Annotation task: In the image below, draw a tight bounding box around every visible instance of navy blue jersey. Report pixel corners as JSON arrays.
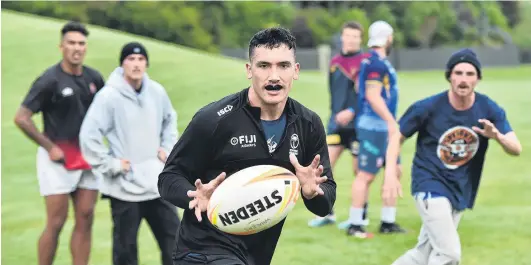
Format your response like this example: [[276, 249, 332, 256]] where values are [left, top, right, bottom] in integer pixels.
[[327, 51, 369, 132], [399, 91, 513, 211], [357, 50, 399, 132]]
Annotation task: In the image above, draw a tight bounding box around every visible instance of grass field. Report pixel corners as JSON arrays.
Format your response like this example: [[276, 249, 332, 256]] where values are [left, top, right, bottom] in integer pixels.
[[2, 10, 531, 265]]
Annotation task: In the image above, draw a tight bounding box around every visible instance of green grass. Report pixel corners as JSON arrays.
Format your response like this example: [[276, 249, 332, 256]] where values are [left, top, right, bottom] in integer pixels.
[[2, 10, 531, 265]]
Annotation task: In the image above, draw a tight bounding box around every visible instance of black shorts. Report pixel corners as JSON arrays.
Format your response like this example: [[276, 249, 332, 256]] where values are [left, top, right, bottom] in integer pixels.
[[326, 129, 359, 156], [173, 253, 245, 265]]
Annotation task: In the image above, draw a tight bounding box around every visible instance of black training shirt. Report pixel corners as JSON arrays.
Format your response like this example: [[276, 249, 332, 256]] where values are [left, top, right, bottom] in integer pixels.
[[158, 88, 337, 265], [21, 63, 105, 142]]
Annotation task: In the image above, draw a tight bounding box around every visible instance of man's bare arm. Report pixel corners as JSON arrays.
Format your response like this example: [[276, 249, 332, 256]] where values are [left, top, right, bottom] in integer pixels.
[[14, 106, 55, 151], [496, 131, 522, 156], [365, 81, 397, 127]]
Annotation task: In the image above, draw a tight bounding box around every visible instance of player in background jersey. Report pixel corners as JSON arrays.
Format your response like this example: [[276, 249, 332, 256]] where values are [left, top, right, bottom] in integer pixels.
[[308, 21, 371, 228], [14, 22, 105, 265], [345, 21, 406, 238], [389, 48, 522, 265]]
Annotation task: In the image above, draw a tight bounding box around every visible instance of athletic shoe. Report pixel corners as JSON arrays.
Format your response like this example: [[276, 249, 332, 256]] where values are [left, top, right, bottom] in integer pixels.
[[346, 224, 374, 239], [379, 222, 407, 234], [307, 214, 336, 227], [337, 220, 351, 230], [337, 219, 370, 230]]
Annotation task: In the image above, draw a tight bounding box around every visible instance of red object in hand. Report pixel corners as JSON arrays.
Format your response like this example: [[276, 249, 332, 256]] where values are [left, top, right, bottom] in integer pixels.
[[55, 139, 91, 170]]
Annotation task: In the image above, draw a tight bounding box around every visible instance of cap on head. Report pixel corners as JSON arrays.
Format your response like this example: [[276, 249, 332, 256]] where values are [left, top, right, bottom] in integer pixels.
[[120, 42, 149, 66], [367, 21, 393, 47], [445, 48, 482, 80]]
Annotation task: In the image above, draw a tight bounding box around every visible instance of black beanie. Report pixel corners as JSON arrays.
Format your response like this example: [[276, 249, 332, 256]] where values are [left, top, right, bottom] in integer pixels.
[[445, 48, 482, 81], [120, 42, 149, 66]]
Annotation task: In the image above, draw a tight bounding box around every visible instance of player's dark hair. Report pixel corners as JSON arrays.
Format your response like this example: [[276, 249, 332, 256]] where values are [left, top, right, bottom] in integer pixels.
[[61, 21, 89, 37], [248, 27, 296, 60], [342, 21, 364, 34]]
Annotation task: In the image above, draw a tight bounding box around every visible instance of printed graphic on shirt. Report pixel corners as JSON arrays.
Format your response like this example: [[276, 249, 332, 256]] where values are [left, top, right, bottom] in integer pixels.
[[437, 126, 480, 169], [267, 135, 278, 153]]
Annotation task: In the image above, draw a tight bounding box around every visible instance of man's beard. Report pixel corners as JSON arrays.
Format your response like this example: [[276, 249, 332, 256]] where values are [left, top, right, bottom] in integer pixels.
[[386, 45, 393, 56]]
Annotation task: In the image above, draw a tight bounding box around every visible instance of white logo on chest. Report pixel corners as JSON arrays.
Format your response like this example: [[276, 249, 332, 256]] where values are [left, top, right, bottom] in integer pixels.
[[230, 135, 257, 148], [61, 87, 74, 97], [267, 135, 277, 153], [289, 134, 299, 156]]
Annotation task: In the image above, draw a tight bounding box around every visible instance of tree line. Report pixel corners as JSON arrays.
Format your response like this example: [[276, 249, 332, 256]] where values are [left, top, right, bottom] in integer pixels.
[[3, 1, 530, 53]]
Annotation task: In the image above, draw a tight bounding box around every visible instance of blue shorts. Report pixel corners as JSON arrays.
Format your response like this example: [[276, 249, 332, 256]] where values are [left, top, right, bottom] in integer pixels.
[[357, 128, 400, 175]]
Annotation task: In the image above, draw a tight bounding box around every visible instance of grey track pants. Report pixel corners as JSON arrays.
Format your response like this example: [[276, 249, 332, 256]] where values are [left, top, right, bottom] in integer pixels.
[[392, 192, 463, 265]]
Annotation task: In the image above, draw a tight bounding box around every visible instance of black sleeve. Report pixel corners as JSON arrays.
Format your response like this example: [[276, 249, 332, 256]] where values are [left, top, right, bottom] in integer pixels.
[[22, 72, 55, 113], [88, 69, 105, 92], [302, 113, 337, 217], [158, 108, 215, 209], [97, 72, 105, 90]]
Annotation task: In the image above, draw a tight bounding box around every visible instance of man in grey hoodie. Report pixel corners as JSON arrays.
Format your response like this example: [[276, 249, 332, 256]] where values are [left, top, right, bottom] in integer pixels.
[[79, 42, 180, 265]]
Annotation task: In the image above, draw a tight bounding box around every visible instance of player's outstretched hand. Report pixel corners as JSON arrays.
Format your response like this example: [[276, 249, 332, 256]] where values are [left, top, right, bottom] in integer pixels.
[[187, 172, 226, 222], [290, 153, 327, 200], [472, 119, 500, 139], [382, 163, 402, 205]]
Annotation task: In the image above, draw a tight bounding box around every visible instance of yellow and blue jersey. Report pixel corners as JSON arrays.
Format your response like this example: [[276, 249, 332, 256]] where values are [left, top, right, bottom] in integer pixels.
[[357, 49, 399, 132]]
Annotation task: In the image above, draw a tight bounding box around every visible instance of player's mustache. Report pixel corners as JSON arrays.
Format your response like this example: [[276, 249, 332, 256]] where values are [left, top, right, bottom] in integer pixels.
[[458, 83, 469, 88], [265, 84, 283, 91]]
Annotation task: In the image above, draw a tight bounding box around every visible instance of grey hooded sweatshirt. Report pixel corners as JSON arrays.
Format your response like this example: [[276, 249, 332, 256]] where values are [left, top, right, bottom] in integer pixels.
[[80, 67, 178, 202]]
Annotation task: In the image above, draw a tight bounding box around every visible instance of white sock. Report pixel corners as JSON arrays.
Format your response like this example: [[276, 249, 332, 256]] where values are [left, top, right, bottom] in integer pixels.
[[381, 207, 396, 223], [348, 207, 365, 226]]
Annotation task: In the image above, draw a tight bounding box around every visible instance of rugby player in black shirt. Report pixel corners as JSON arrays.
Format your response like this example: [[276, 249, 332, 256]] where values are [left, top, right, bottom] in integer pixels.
[[159, 27, 337, 265], [14, 21, 105, 265]]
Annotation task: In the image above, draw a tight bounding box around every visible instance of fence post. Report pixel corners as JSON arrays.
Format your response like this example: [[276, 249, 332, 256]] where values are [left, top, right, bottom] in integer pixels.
[[317, 44, 331, 76]]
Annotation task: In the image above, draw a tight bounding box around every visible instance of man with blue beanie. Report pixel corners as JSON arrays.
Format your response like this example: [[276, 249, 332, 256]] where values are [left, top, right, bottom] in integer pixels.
[[385, 48, 522, 265]]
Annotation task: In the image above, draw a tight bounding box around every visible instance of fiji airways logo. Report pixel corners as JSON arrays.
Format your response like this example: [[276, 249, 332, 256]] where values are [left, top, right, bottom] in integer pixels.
[[230, 134, 256, 148], [217, 105, 233, 116], [289, 133, 299, 156]]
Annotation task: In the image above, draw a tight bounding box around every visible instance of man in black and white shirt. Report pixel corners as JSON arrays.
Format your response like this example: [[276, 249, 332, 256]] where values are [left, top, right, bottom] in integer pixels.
[[14, 21, 104, 265], [159, 27, 337, 265]]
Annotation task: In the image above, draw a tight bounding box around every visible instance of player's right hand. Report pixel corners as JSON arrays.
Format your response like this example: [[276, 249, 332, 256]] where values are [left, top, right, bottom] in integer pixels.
[[382, 166, 402, 205], [187, 172, 226, 222], [121, 159, 131, 172], [48, 146, 65, 164]]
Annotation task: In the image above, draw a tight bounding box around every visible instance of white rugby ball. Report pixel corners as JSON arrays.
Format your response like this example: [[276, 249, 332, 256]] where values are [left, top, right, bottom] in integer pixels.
[[207, 165, 300, 235]]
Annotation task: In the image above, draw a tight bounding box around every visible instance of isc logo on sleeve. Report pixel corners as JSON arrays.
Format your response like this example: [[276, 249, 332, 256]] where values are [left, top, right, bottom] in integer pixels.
[[217, 105, 233, 116]]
